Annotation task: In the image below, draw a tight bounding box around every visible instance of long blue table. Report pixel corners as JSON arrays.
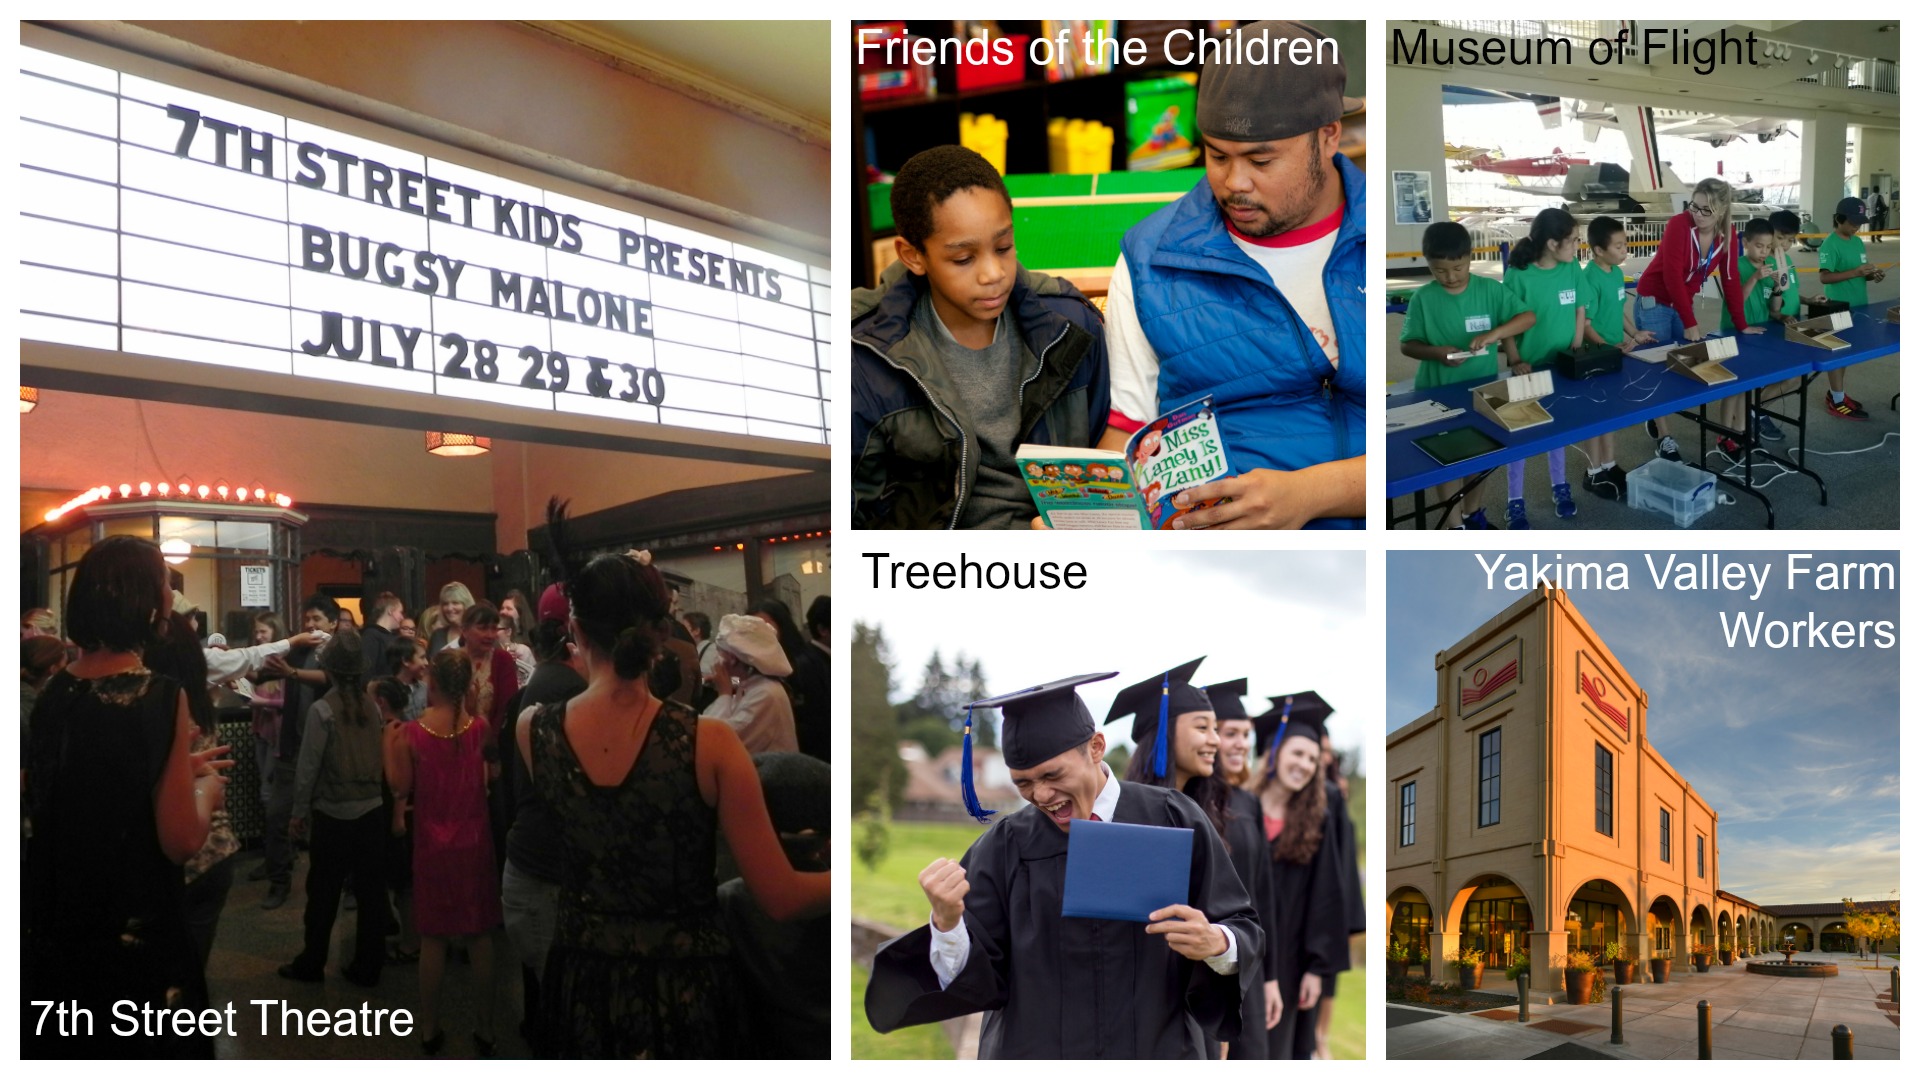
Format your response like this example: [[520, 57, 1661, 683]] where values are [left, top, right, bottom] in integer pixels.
[[1386, 300, 1900, 528]]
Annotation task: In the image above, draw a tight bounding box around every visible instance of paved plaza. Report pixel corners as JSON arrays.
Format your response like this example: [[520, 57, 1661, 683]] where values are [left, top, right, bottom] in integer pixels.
[[1388, 952, 1899, 1060]]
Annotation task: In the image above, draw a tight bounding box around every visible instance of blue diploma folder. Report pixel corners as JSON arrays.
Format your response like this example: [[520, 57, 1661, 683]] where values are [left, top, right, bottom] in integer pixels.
[[1061, 818, 1192, 922]]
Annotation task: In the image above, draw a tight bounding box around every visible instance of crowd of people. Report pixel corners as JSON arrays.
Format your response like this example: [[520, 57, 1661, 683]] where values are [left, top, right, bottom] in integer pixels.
[[865, 667, 1362, 1059], [21, 509, 833, 1059]]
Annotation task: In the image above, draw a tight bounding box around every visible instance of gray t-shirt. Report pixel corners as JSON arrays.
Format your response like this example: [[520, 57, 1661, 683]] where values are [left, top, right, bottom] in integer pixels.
[[914, 293, 1036, 530]]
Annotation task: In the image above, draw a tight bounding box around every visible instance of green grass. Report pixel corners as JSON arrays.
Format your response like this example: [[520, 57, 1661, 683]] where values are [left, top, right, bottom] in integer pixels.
[[853, 964, 955, 1059], [852, 819, 990, 929], [1330, 966, 1366, 1060]]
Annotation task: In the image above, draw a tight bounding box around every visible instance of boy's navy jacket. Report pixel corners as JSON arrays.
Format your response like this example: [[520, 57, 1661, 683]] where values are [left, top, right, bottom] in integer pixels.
[[851, 261, 1109, 530], [1118, 153, 1366, 529]]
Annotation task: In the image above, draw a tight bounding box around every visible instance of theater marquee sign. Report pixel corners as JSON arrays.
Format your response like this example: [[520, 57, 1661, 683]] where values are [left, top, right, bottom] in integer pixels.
[[18, 45, 832, 445]]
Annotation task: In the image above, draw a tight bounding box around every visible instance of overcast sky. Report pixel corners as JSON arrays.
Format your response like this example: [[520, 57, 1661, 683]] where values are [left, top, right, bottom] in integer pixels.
[[858, 550, 1372, 775], [1386, 551, 1900, 905]]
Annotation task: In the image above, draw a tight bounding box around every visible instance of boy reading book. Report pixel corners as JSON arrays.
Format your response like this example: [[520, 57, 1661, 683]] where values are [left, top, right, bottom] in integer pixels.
[[851, 146, 1110, 529]]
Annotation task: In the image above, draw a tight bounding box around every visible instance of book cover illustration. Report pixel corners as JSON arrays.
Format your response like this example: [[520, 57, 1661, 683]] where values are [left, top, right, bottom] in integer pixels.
[[1018, 397, 1228, 530]]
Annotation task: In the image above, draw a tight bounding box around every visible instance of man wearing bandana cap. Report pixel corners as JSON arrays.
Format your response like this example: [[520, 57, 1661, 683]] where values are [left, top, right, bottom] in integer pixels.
[[1102, 20, 1365, 530], [864, 672, 1262, 1058]]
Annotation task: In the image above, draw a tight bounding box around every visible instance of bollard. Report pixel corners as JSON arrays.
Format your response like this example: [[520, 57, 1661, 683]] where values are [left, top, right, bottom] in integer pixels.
[[1611, 986, 1625, 1045], [1518, 972, 1530, 1022], [1697, 1000, 1712, 1059], [1893, 966, 1900, 1004], [1831, 1024, 1852, 1059]]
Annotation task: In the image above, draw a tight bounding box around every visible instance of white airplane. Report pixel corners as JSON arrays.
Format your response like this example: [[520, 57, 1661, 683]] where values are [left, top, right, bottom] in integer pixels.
[[1566, 99, 1796, 148]]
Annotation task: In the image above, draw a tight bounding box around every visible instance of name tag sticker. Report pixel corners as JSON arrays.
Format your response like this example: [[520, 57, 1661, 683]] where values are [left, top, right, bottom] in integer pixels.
[[1465, 314, 1492, 333], [1617, 287, 1627, 301], [1559, 289, 1577, 305]]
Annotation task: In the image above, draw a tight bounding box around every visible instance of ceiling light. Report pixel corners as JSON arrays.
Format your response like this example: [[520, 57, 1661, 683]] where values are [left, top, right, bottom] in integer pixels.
[[426, 432, 492, 457]]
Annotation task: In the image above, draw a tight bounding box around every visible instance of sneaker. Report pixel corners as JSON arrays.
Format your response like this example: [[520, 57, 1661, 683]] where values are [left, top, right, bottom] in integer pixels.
[[1645, 418, 1660, 440], [261, 883, 290, 911], [1827, 395, 1870, 421], [1753, 413, 1785, 441], [1461, 508, 1496, 530], [1505, 498, 1531, 530], [1582, 469, 1622, 501], [1657, 436, 1683, 462], [1717, 436, 1747, 465], [1602, 465, 1630, 501], [1552, 482, 1577, 519]]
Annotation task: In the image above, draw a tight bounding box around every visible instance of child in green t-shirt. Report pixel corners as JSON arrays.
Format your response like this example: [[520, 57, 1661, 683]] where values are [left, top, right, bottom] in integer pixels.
[[1400, 222, 1536, 528], [1816, 197, 1885, 420], [1748, 210, 1819, 441], [1575, 217, 1657, 500], [1500, 208, 1605, 527], [1692, 218, 1776, 464]]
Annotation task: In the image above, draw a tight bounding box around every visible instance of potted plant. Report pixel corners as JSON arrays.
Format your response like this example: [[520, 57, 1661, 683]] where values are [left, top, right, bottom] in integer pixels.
[[1563, 950, 1598, 1004], [1718, 938, 1735, 967], [1413, 946, 1430, 979], [1601, 940, 1636, 985], [1451, 946, 1487, 990], [1649, 949, 1672, 984], [1387, 938, 1410, 982], [1690, 944, 1712, 973]]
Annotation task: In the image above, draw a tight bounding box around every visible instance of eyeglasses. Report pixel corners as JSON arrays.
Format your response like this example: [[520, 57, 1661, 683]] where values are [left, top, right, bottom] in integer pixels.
[[1687, 201, 1714, 216]]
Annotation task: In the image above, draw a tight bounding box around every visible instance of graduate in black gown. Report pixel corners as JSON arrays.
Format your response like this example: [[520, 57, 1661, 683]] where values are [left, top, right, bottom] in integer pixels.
[[864, 672, 1263, 1059], [1248, 693, 1346, 1060], [1205, 678, 1277, 1058]]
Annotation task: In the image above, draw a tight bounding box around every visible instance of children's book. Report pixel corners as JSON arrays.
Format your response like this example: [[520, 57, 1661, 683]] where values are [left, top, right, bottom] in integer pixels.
[[1016, 397, 1228, 530]]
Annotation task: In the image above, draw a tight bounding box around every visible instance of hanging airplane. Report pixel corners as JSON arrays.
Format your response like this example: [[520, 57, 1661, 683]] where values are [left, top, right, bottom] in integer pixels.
[[1464, 148, 1592, 177]]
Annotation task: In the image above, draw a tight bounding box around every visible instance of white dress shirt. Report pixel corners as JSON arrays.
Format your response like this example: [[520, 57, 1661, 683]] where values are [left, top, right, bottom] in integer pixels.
[[927, 762, 1239, 987]]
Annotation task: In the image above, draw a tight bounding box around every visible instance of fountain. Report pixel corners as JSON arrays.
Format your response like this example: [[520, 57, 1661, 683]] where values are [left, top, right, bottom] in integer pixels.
[[1745, 940, 1839, 978]]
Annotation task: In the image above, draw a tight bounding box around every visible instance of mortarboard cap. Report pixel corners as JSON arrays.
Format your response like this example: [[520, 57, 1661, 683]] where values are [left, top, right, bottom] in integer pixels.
[[1103, 657, 1210, 780], [960, 672, 1118, 821], [1205, 678, 1250, 721], [1252, 691, 1333, 778]]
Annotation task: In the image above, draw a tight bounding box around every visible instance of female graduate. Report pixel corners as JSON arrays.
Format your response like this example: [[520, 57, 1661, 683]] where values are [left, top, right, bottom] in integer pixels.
[[1248, 692, 1346, 1060], [1203, 679, 1277, 1058], [1112, 662, 1271, 1059]]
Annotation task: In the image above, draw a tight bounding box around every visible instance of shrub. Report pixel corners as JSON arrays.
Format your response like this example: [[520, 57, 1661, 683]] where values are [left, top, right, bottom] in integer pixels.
[[1562, 950, 1597, 972], [1507, 952, 1531, 979], [1449, 946, 1486, 967], [1404, 981, 1432, 1004], [1387, 939, 1410, 962]]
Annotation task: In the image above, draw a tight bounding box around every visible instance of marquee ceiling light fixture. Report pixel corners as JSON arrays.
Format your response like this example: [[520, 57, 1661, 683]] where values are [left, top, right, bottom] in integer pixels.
[[426, 432, 492, 457], [42, 482, 297, 522]]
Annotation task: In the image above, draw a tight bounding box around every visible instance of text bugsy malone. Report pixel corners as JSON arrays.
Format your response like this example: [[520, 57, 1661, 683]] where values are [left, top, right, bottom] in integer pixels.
[[163, 105, 800, 407]]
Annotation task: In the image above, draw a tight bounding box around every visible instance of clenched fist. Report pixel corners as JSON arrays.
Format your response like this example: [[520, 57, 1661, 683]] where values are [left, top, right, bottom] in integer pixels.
[[920, 857, 969, 932]]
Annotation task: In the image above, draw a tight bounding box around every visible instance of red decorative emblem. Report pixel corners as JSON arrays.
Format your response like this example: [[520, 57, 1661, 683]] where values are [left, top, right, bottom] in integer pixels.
[[1580, 672, 1629, 735], [1461, 659, 1517, 705]]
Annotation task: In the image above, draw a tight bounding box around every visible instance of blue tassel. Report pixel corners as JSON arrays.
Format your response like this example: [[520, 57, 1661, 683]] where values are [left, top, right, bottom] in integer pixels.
[[960, 705, 996, 823], [1153, 674, 1170, 779], [1264, 695, 1294, 780]]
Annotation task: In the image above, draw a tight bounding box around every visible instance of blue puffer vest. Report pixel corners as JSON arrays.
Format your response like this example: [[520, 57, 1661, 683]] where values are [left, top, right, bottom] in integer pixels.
[[1120, 154, 1366, 529]]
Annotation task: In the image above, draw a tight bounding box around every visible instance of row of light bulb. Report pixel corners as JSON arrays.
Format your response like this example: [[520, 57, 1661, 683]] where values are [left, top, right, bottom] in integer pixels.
[[45, 482, 296, 521]]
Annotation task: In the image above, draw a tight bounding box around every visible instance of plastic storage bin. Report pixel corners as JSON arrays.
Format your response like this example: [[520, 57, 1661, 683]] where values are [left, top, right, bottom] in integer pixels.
[[1627, 458, 1717, 527]]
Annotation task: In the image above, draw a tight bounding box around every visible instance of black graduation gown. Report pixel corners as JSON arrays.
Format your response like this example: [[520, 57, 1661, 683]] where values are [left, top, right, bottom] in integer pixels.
[[1326, 778, 1366, 941], [865, 783, 1263, 1059], [1264, 803, 1346, 1060], [1221, 788, 1271, 1059]]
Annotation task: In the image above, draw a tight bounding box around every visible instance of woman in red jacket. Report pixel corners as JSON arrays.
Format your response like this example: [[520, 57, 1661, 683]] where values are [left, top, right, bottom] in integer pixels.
[[1636, 178, 1767, 462]]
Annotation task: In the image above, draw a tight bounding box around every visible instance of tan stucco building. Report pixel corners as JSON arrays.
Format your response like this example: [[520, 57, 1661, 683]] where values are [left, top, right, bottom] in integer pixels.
[[1386, 586, 1787, 1000]]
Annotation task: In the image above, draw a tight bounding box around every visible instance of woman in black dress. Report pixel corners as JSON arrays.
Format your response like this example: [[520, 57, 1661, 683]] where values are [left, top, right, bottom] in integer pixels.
[[515, 505, 831, 1057], [1248, 695, 1346, 1060], [22, 536, 230, 1058]]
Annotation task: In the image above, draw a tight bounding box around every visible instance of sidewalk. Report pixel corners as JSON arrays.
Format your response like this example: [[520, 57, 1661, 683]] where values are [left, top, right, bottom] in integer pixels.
[[1389, 954, 1899, 1060]]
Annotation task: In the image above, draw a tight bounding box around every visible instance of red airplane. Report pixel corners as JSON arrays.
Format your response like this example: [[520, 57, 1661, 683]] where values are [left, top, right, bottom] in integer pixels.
[[1465, 148, 1591, 177]]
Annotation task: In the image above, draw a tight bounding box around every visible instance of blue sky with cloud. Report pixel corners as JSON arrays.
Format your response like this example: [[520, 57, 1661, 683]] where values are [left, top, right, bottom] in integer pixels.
[[1387, 551, 1899, 905]]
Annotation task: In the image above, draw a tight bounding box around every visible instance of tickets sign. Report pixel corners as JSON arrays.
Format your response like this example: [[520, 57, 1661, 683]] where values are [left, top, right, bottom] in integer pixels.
[[18, 46, 832, 444]]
